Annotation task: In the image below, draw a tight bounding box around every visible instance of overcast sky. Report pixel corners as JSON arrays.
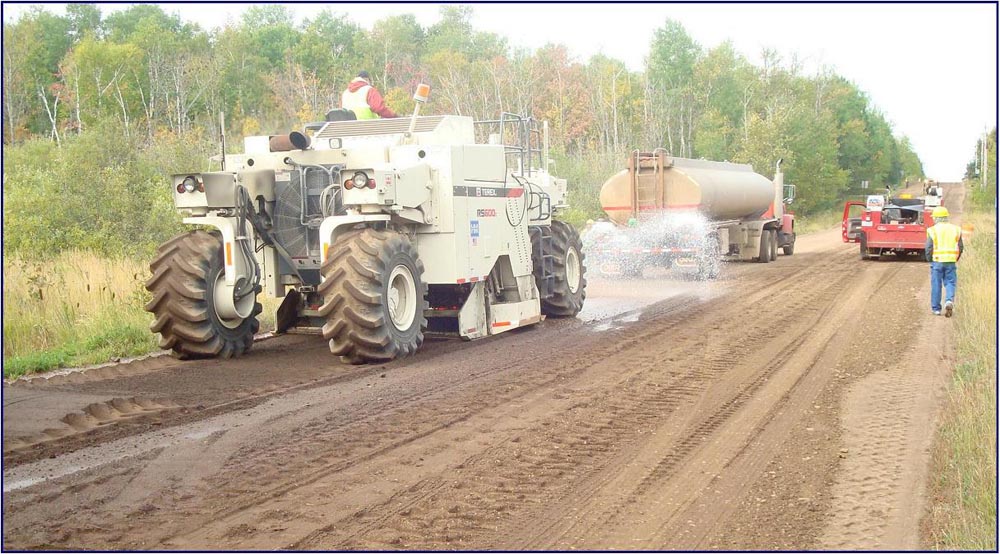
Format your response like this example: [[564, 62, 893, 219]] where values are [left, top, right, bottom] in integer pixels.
[[4, 3, 996, 181]]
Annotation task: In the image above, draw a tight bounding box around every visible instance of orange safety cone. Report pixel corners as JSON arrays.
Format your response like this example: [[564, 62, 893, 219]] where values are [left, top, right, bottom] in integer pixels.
[[961, 223, 975, 244]]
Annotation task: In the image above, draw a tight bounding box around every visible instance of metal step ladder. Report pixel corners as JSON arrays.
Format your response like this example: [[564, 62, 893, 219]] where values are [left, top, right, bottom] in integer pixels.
[[628, 148, 673, 217], [530, 227, 556, 299]]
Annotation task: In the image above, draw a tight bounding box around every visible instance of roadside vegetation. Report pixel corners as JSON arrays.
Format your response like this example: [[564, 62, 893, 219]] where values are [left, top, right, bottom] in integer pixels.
[[3, 252, 155, 378], [924, 131, 996, 550], [2, 5, 928, 376], [795, 207, 846, 235], [2, 251, 282, 379]]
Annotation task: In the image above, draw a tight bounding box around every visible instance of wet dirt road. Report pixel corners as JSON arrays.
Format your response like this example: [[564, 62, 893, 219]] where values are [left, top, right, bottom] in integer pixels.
[[3, 186, 962, 550]]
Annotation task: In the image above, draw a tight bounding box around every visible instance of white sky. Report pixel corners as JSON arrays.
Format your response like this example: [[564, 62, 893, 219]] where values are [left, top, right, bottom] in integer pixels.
[[3, 3, 996, 181]]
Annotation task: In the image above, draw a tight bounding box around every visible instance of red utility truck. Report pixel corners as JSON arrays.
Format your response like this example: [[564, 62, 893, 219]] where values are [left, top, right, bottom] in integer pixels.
[[842, 195, 932, 260]]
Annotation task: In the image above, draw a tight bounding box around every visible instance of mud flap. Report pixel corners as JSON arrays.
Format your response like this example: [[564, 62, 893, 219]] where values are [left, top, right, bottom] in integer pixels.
[[276, 289, 302, 333]]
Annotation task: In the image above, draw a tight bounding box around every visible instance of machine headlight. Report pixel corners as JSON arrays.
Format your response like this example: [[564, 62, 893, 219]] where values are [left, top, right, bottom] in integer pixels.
[[181, 175, 199, 193], [352, 171, 368, 189]]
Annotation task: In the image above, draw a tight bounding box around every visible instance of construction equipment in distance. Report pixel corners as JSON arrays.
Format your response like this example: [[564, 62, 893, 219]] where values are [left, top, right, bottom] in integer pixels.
[[144, 89, 586, 364], [586, 150, 796, 278], [842, 193, 933, 260], [923, 182, 944, 207]]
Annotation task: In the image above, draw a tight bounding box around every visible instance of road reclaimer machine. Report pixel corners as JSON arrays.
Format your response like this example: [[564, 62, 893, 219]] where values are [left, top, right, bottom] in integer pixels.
[[587, 150, 796, 278], [144, 88, 586, 364]]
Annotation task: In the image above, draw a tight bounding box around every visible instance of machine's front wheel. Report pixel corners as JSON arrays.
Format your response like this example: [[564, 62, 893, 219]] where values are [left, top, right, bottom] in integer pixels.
[[144, 230, 261, 359], [318, 228, 428, 364], [542, 220, 587, 317]]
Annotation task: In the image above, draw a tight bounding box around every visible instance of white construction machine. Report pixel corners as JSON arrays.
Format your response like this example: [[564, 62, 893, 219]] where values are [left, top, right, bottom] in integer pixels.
[[145, 88, 586, 364]]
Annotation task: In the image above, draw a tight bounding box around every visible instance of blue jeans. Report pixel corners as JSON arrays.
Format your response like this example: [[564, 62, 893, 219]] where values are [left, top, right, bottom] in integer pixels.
[[930, 262, 957, 312]]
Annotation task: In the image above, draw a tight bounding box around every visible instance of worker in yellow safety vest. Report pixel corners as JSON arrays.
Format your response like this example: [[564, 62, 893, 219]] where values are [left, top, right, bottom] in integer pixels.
[[341, 71, 398, 120], [925, 206, 964, 317]]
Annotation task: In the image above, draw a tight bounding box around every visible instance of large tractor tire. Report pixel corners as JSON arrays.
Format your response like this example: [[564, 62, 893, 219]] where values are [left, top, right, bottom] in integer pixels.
[[318, 228, 428, 364], [145, 230, 261, 359], [542, 220, 587, 317]]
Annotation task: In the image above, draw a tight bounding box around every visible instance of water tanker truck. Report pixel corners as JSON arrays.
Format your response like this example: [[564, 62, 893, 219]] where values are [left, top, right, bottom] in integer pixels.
[[587, 150, 796, 278]]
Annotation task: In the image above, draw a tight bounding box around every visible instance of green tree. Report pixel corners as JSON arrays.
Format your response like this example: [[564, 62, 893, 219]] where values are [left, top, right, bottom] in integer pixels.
[[690, 42, 750, 160], [967, 128, 996, 209], [646, 19, 701, 155], [2, 9, 73, 141], [104, 4, 187, 43], [66, 3, 102, 41], [295, 10, 363, 91], [364, 14, 425, 91], [242, 5, 300, 70]]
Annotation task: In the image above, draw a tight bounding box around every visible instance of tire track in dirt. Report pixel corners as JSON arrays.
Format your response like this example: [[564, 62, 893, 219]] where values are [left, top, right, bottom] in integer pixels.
[[635, 263, 908, 549], [157, 295, 714, 548], [819, 277, 955, 549], [273, 249, 863, 549], [98, 258, 821, 549], [3, 293, 706, 549], [497, 254, 899, 550]]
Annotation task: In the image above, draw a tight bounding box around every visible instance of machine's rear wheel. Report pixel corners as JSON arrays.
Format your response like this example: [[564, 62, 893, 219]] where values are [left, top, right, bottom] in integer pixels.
[[768, 230, 778, 261], [542, 220, 587, 317], [859, 235, 871, 260], [318, 228, 428, 364], [144, 230, 261, 359]]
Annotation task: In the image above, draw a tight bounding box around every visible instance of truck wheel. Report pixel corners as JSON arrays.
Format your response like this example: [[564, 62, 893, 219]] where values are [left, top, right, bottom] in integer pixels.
[[542, 220, 587, 317], [318, 228, 428, 364], [768, 230, 778, 261], [757, 230, 771, 263], [782, 238, 795, 256], [859, 235, 870, 260], [620, 259, 644, 279], [145, 230, 261, 359]]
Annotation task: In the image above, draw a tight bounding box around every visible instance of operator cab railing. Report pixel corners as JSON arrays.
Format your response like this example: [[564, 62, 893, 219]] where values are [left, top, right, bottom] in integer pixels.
[[474, 113, 548, 178]]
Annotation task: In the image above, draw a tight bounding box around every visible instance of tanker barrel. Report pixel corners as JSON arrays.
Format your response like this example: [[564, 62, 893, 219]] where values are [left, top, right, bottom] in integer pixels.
[[599, 156, 775, 225], [269, 131, 311, 152]]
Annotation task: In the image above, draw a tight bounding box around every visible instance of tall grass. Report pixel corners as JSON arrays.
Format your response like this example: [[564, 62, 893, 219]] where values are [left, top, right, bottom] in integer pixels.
[[2, 251, 281, 379], [925, 209, 997, 549], [3, 251, 156, 377]]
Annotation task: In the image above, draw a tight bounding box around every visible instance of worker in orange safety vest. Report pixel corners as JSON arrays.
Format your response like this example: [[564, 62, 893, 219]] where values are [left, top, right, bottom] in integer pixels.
[[925, 206, 964, 317], [341, 71, 398, 120]]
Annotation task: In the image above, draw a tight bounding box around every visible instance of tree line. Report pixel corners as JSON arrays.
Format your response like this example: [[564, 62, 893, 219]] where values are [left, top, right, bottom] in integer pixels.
[[965, 128, 996, 210], [3, 4, 926, 257]]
